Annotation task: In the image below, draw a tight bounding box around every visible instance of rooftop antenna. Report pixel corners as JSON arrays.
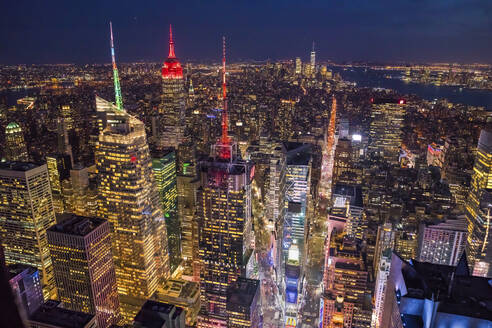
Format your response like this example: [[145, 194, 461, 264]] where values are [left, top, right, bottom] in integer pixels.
[[110, 22, 123, 111]]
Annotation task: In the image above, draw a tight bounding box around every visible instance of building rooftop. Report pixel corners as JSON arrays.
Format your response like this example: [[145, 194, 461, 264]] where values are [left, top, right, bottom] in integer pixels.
[[7, 264, 37, 280], [399, 253, 492, 322], [332, 184, 363, 208], [227, 277, 260, 308], [48, 214, 106, 237], [0, 161, 40, 172], [133, 300, 182, 328], [285, 142, 312, 166], [29, 300, 95, 328]]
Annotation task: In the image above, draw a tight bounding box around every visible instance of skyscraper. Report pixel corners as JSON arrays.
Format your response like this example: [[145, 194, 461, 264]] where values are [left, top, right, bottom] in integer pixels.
[[417, 218, 467, 266], [0, 162, 56, 300], [310, 41, 316, 74], [4, 122, 29, 162], [368, 99, 406, 165], [177, 164, 200, 281], [465, 127, 492, 277], [152, 150, 180, 273], [46, 153, 72, 214], [197, 38, 255, 327], [295, 57, 302, 75], [47, 214, 120, 328], [159, 25, 186, 149], [95, 96, 169, 322]]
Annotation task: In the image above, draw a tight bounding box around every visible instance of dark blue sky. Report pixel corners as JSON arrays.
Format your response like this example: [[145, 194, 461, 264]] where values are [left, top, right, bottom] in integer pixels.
[[1, 0, 491, 64]]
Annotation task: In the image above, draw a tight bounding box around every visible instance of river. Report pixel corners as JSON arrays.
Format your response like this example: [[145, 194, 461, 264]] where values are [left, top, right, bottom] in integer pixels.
[[331, 66, 492, 110]]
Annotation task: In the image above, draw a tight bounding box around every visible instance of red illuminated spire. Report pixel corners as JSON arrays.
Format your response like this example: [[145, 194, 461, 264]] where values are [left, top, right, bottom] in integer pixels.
[[161, 24, 183, 79], [168, 24, 176, 58]]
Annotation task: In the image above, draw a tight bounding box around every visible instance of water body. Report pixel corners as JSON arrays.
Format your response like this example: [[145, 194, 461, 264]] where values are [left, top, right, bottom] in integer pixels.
[[331, 66, 492, 110]]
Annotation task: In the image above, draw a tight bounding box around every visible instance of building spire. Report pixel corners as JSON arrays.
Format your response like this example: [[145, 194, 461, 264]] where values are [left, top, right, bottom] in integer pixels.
[[221, 36, 229, 146], [168, 24, 176, 58], [110, 21, 123, 111], [312, 41, 315, 52]]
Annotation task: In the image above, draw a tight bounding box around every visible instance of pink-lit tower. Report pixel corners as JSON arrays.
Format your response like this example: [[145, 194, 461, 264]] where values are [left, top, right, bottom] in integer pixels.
[[196, 37, 256, 328], [158, 25, 186, 148]]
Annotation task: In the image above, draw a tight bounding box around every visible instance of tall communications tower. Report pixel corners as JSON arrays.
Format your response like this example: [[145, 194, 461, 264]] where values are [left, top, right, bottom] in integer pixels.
[[110, 22, 123, 111]]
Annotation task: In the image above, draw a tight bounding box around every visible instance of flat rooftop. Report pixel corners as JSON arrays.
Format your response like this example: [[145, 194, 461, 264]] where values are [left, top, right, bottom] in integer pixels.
[[29, 300, 95, 328], [227, 277, 260, 307], [134, 300, 182, 328], [0, 161, 40, 172], [48, 214, 106, 236], [7, 264, 37, 280]]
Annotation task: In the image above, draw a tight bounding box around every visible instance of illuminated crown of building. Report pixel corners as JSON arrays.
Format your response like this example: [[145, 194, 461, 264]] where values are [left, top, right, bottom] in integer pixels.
[[161, 25, 183, 79]]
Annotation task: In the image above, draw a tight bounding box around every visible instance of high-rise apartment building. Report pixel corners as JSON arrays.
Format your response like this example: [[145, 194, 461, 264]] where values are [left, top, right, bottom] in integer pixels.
[[368, 99, 406, 165], [159, 25, 186, 149], [0, 162, 56, 300], [417, 218, 467, 266], [95, 96, 169, 322], [153, 150, 180, 273], [465, 127, 492, 277], [47, 214, 120, 328], [4, 122, 29, 162], [7, 264, 44, 316]]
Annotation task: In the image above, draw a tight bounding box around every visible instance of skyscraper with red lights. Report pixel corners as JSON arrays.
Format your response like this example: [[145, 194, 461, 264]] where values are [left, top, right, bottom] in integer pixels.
[[158, 25, 186, 148], [196, 38, 255, 327]]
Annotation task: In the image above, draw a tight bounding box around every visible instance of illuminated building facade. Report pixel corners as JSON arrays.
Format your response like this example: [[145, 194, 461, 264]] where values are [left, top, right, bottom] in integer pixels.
[[197, 38, 255, 326], [0, 162, 56, 300], [276, 99, 296, 140], [321, 221, 372, 328], [153, 150, 180, 273], [372, 248, 392, 328], [94, 96, 169, 322], [368, 99, 406, 165], [4, 122, 29, 162], [177, 167, 200, 280], [426, 142, 445, 167], [159, 25, 186, 148], [226, 277, 260, 328], [7, 264, 44, 316], [46, 153, 72, 214], [295, 57, 302, 75], [465, 128, 492, 277], [196, 144, 254, 324], [310, 42, 316, 74], [417, 218, 467, 266], [47, 214, 120, 328]]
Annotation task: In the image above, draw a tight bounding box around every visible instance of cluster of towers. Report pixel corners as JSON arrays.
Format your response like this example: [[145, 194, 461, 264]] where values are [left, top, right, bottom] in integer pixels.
[[0, 22, 259, 328]]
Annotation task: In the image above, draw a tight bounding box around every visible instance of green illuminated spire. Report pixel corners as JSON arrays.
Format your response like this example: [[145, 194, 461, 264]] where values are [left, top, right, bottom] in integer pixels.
[[110, 22, 123, 111]]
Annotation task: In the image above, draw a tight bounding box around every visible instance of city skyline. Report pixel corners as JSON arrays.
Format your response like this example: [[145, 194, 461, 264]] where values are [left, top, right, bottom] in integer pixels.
[[1, 0, 492, 64]]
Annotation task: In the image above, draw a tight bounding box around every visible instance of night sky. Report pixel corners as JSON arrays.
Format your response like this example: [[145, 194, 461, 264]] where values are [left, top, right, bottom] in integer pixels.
[[1, 0, 491, 64]]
